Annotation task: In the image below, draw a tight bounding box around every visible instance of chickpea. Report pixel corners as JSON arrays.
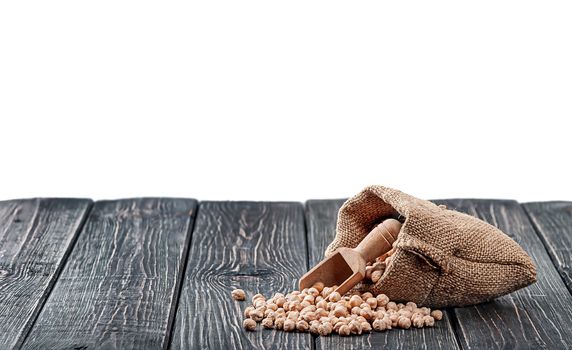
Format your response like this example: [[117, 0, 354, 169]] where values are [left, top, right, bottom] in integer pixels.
[[231, 289, 246, 301], [283, 319, 296, 332], [333, 305, 348, 317], [243, 306, 254, 318], [423, 315, 435, 327], [397, 316, 411, 329], [349, 320, 362, 335], [287, 311, 299, 320], [262, 317, 274, 329], [360, 308, 374, 320], [361, 321, 372, 333], [412, 316, 424, 328], [243, 318, 257, 331], [376, 294, 389, 307], [329, 291, 341, 302], [398, 309, 412, 319], [274, 316, 285, 330], [366, 297, 378, 308], [250, 309, 264, 322], [372, 318, 386, 331], [361, 292, 373, 300], [431, 310, 443, 321], [309, 320, 320, 334], [338, 324, 351, 336], [321, 286, 334, 298], [252, 293, 265, 303], [371, 270, 383, 283], [349, 295, 363, 308], [318, 323, 333, 336], [290, 294, 302, 303], [296, 320, 309, 332], [316, 308, 329, 317], [316, 300, 328, 310], [312, 282, 325, 292]]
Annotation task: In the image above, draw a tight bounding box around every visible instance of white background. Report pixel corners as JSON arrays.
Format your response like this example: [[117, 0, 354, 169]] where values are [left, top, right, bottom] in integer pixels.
[[1, 1, 570, 202]]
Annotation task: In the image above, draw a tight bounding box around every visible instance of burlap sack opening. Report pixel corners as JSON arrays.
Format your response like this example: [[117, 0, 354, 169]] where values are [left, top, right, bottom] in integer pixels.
[[325, 185, 536, 308]]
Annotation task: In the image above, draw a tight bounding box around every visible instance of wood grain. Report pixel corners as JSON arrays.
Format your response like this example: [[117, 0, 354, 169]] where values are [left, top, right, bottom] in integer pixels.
[[434, 199, 572, 350], [170, 201, 312, 350], [21, 198, 197, 350], [305, 200, 460, 350], [523, 201, 572, 294], [0, 198, 91, 350]]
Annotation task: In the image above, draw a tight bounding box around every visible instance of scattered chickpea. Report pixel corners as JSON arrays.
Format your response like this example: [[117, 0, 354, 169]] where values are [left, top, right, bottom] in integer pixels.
[[372, 318, 385, 331], [274, 317, 285, 330], [361, 321, 372, 333], [423, 315, 435, 327], [252, 293, 265, 303], [361, 292, 373, 300], [371, 270, 383, 283], [376, 294, 389, 307], [338, 324, 351, 336], [397, 316, 411, 329], [312, 282, 325, 292], [262, 317, 274, 329], [275, 297, 286, 308], [238, 286, 443, 336], [431, 310, 443, 321], [412, 317, 424, 328], [296, 320, 309, 332], [232, 289, 246, 301], [250, 309, 264, 322], [309, 320, 320, 334], [322, 287, 333, 298], [283, 319, 296, 332], [349, 320, 362, 335], [333, 305, 348, 317], [316, 300, 328, 310], [243, 318, 257, 331], [329, 291, 341, 302], [318, 323, 333, 336], [366, 297, 378, 308], [243, 306, 254, 318], [349, 295, 363, 308], [399, 309, 413, 319]]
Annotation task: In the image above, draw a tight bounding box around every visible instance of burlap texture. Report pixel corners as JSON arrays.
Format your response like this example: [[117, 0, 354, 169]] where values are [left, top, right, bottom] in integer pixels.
[[325, 185, 537, 308]]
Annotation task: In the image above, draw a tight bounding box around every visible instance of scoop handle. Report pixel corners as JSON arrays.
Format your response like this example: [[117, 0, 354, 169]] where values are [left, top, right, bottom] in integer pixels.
[[354, 218, 401, 264]]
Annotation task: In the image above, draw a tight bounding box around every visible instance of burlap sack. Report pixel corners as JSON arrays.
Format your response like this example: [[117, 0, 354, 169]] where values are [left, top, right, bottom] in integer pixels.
[[325, 185, 536, 308]]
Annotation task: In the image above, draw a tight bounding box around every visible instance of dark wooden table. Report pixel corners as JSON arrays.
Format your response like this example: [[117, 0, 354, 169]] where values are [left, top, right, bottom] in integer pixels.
[[0, 198, 571, 350]]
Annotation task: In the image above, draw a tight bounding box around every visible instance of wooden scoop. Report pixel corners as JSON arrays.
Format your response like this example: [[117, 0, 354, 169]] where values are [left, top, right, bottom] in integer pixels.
[[299, 218, 401, 296]]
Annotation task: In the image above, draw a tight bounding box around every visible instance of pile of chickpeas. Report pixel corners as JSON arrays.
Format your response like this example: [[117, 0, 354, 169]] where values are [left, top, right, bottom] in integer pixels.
[[232, 283, 443, 336]]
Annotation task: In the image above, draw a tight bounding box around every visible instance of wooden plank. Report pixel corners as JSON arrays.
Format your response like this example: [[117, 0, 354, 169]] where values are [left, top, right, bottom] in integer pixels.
[[305, 199, 460, 350], [21, 198, 197, 350], [434, 199, 572, 349], [523, 201, 572, 294], [0, 198, 91, 350], [170, 201, 312, 350]]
